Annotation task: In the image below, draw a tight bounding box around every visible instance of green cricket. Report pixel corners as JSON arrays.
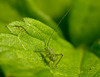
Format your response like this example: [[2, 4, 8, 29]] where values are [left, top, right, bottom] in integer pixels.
[[35, 8, 71, 67]]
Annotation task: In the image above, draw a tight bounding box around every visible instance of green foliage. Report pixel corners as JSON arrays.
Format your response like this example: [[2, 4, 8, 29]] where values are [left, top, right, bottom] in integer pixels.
[[0, 0, 64, 38], [91, 39, 100, 58], [68, 0, 100, 46], [33, 0, 72, 19], [0, 18, 100, 77], [0, 1, 22, 33], [0, 0, 100, 77]]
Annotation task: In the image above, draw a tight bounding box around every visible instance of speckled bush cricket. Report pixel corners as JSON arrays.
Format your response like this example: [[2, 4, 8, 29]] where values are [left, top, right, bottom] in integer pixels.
[[34, 8, 72, 67]]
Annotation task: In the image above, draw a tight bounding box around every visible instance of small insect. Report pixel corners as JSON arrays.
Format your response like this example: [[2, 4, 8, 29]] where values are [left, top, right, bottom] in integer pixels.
[[34, 7, 72, 68]]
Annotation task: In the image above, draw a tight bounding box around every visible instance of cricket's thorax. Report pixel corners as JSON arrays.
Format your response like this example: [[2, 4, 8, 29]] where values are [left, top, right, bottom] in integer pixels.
[[45, 47, 56, 62]]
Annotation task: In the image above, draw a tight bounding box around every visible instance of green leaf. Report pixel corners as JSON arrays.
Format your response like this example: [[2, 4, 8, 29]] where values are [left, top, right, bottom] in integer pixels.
[[0, 18, 100, 77], [0, 0, 64, 38]]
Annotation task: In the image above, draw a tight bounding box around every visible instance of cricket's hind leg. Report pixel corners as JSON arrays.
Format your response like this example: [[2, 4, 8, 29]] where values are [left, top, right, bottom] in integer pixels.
[[54, 54, 63, 67]]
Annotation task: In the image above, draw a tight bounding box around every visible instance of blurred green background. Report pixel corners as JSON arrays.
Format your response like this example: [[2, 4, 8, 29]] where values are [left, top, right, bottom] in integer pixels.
[[0, 0, 100, 76], [0, 0, 100, 46]]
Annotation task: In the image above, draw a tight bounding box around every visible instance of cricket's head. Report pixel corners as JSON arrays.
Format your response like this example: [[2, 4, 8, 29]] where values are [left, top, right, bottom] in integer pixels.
[[45, 47, 51, 52]]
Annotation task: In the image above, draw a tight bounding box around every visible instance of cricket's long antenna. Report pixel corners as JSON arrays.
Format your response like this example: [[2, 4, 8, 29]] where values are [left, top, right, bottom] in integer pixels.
[[47, 7, 72, 46]]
